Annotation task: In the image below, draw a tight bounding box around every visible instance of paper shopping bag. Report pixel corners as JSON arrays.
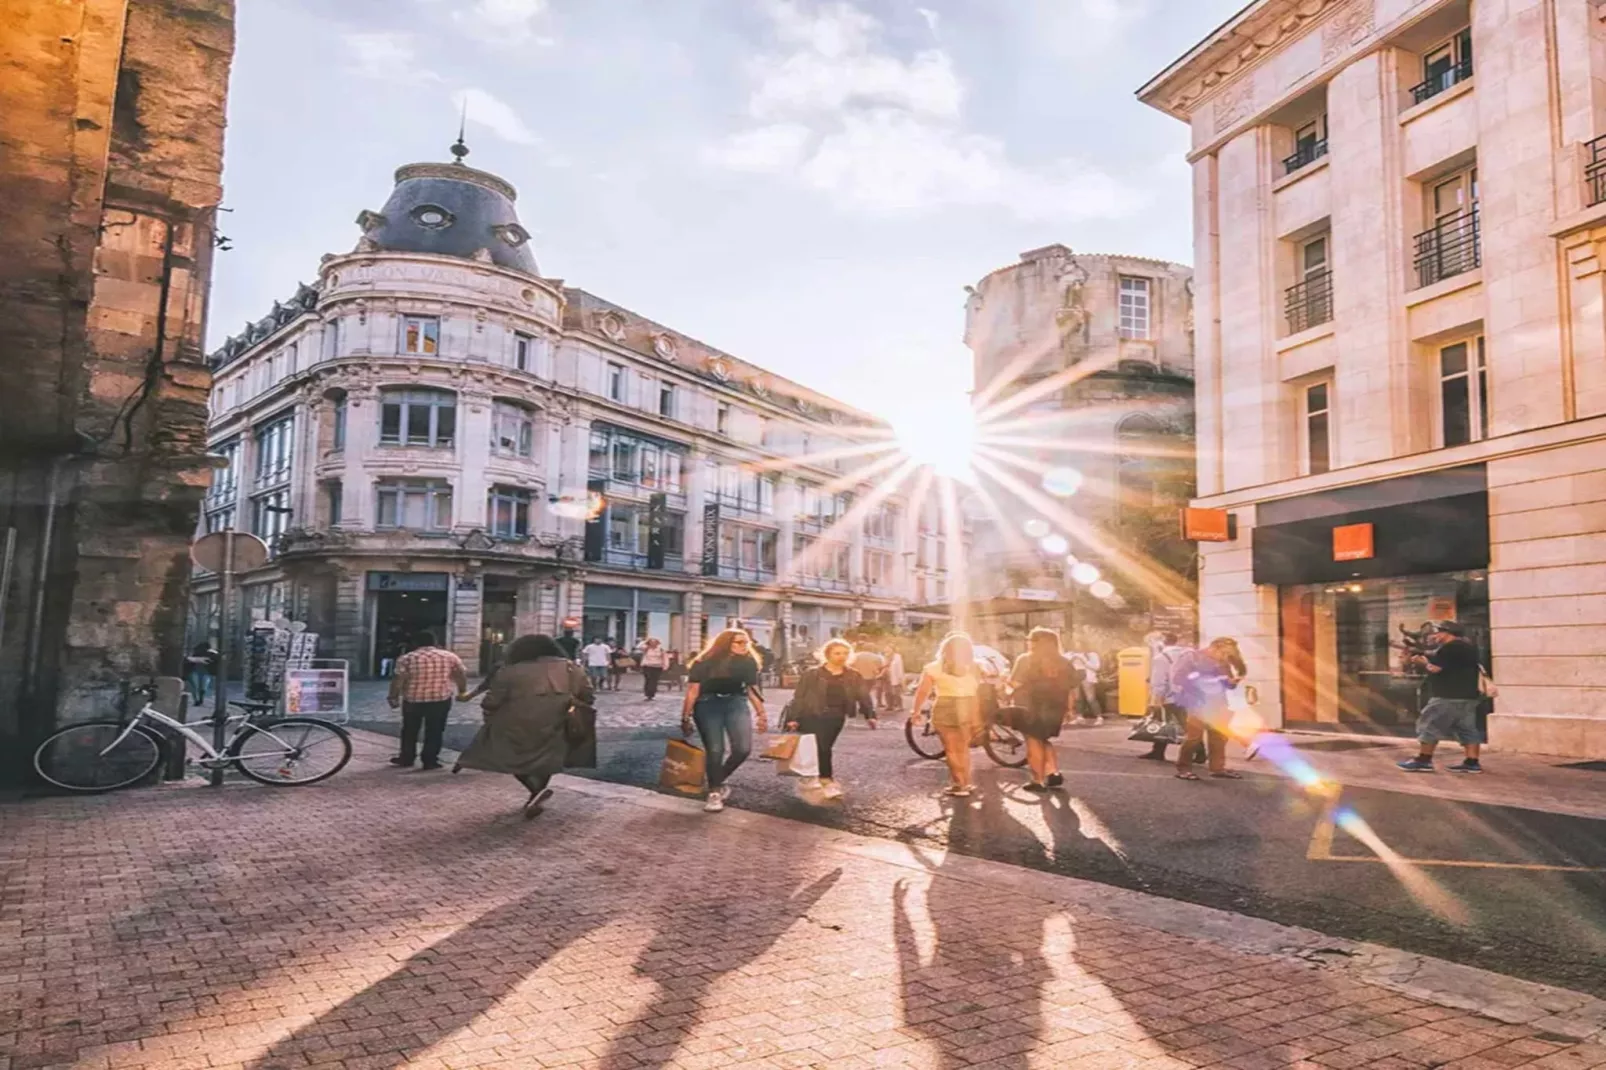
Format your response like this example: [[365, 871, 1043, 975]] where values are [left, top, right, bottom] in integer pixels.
[[776, 733, 819, 778], [762, 734, 801, 761], [659, 738, 706, 795]]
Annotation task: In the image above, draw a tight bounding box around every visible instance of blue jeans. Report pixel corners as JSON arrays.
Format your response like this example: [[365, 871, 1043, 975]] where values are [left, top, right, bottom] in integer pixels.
[[187, 670, 212, 705], [587, 666, 608, 689], [693, 693, 753, 790]]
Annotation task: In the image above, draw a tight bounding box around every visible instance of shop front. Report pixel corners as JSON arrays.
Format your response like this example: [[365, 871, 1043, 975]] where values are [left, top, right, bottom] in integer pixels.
[[368, 571, 451, 676], [582, 584, 685, 651], [1257, 465, 1490, 733]]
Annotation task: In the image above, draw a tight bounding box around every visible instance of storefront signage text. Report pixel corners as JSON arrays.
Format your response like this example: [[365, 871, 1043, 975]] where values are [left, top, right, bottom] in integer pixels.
[[1182, 508, 1234, 542], [1015, 588, 1059, 602], [367, 572, 450, 592], [1333, 522, 1375, 561]]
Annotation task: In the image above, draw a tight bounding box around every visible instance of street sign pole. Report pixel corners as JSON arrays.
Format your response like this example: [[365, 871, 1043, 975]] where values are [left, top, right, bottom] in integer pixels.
[[211, 530, 234, 787]]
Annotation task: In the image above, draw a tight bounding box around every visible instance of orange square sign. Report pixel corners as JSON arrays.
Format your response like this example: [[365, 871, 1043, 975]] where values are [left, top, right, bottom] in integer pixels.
[[1333, 522, 1375, 561], [1182, 507, 1232, 542]]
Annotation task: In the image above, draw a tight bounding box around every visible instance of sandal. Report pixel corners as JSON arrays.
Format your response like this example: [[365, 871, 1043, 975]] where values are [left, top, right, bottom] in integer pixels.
[[1174, 771, 1201, 781], [943, 785, 973, 797], [1210, 771, 1244, 779]]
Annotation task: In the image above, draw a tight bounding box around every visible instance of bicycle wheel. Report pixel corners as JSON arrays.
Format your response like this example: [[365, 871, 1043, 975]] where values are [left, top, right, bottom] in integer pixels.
[[230, 718, 352, 785], [34, 721, 165, 792], [904, 712, 946, 760], [983, 723, 1030, 768]]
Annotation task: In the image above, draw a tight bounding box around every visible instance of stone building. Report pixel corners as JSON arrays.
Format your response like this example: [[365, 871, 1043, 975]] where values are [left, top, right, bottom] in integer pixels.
[[962, 244, 1196, 652], [195, 148, 954, 677], [0, 0, 233, 773], [1141, 0, 1606, 756]]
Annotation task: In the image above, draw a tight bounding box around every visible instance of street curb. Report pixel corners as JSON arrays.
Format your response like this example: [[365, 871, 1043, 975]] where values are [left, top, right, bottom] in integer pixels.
[[552, 769, 1606, 1042]]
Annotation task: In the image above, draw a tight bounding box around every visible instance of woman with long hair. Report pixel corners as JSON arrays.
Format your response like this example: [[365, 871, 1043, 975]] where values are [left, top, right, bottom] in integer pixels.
[[910, 632, 984, 797], [1170, 636, 1247, 781], [681, 628, 767, 812], [456, 634, 595, 817], [1008, 627, 1076, 792], [785, 638, 877, 799]]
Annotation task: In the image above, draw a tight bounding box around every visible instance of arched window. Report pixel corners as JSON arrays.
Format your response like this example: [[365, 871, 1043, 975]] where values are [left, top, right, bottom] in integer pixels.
[[379, 387, 456, 447]]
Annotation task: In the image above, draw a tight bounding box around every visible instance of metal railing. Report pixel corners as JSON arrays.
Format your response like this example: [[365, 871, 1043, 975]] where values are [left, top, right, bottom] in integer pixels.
[[1587, 134, 1606, 207], [1413, 209, 1480, 288], [1409, 57, 1473, 106], [1284, 268, 1334, 334], [1282, 138, 1328, 176]]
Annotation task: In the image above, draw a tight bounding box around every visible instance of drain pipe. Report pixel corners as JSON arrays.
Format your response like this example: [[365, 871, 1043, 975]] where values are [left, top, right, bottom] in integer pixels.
[[23, 457, 66, 708]]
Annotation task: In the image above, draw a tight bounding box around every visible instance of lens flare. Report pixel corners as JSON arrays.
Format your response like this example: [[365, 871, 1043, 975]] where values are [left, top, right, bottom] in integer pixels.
[[1023, 518, 1051, 539], [1089, 579, 1115, 599], [1042, 467, 1084, 497], [1039, 533, 1069, 555], [1070, 562, 1100, 585]]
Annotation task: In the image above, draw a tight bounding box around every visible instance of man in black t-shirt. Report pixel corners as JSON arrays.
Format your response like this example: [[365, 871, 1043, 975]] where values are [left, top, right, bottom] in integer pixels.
[[1398, 621, 1486, 774]]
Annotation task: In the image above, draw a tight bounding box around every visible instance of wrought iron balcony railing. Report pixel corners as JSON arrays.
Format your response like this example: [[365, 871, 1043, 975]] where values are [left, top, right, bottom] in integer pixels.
[[1282, 138, 1328, 176], [1413, 209, 1480, 289], [1409, 57, 1473, 106], [1285, 268, 1334, 334], [1586, 134, 1606, 207]]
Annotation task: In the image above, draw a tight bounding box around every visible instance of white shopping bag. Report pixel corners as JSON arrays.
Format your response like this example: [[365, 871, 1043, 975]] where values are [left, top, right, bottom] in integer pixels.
[[776, 733, 820, 777]]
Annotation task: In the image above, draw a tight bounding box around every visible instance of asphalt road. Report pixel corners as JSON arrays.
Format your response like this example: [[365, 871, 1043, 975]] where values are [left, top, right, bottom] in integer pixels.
[[353, 714, 1606, 997]]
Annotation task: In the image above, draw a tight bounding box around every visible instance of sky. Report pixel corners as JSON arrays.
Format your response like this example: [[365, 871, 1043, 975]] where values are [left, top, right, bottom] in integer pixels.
[[210, 0, 1246, 426]]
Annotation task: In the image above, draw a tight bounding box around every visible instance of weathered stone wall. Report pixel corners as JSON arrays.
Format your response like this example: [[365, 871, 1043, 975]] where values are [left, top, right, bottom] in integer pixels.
[[0, 0, 234, 774]]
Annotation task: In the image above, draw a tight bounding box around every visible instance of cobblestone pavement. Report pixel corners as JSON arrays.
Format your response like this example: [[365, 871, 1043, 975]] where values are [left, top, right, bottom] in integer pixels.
[[4, 732, 1605, 1070]]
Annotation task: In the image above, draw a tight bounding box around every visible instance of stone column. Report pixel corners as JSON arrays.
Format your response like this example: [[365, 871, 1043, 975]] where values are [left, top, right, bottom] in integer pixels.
[[777, 478, 799, 579], [341, 386, 379, 529], [684, 448, 711, 572], [449, 573, 482, 675], [330, 567, 367, 674], [685, 588, 705, 654], [457, 391, 493, 528]]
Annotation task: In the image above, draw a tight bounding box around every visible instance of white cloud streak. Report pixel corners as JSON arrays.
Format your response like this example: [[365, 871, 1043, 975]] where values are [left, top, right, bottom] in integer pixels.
[[437, 0, 556, 48], [452, 86, 539, 145], [345, 31, 442, 83]]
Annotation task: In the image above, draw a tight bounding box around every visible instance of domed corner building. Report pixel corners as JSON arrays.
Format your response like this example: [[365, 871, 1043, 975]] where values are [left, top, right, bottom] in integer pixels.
[[958, 243, 1198, 657], [191, 147, 954, 678]]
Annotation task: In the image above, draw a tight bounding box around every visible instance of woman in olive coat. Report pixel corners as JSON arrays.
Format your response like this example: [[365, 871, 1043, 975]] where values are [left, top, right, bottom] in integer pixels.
[[457, 634, 595, 818]]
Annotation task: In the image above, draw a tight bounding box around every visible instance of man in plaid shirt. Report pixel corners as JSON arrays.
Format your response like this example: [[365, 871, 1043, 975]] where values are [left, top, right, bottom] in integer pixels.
[[387, 630, 468, 770]]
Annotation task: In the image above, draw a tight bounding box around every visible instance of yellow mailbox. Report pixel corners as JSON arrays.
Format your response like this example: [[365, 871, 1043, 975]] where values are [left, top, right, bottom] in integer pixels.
[[1116, 647, 1150, 717]]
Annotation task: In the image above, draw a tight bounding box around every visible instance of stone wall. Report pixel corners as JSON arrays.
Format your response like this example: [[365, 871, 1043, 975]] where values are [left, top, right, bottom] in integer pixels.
[[0, 0, 234, 774]]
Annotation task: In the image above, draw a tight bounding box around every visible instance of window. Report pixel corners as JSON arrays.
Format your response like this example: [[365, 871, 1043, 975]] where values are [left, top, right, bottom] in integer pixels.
[[207, 438, 241, 505], [608, 363, 626, 402], [717, 404, 731, 436], [602, 503, 685, 564], [230, 379, 243, 410], [865, 549, 893, 588], [1303, 381, 1332, 475], [1416, 169, 1480, 287], [376, 480, 453, 530], [864, 502, 900, 543], [796, 483, 850, 527], [659, 383, 676, 419], [1439, 337, 1488, 447], [323, 317, 340, 361], [205, 507, 236, 533], [379, 388, 456, 447], [487, 486, 532, 538], [251, 488, 291, 548], [1414, 28, 1473, 104], [491, 401, 535, 457], [718, 525, 778, 578], [589, 429, 610, 474], [331, 395, 347, 451], [716, 465, 776, 515], [514, 333, 532, 372], [1286, 234, 1333, 333], [284, 342, 298, 378], [402, 316, 440, 355], [587, 425, 687, 493], [254, 417, 294, 489], [795, 534, 852, 587], [1118, 276, 1151, 339], [326, 482, 343, 525]]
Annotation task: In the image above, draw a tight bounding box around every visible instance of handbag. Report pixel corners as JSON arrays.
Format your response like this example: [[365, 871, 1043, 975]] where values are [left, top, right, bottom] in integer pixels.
[[1129, 705, 1182, 744], [1478, 666, 1498, 699], [776, 733, 820, 777], [659, 738, 706, 794], [762, 733, 801, 761], [563, 702, 597, 769]]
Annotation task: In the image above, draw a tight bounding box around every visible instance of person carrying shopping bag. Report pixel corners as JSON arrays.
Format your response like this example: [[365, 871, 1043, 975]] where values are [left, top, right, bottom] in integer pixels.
[[681, 628, 767, 812], [785, 638, 877, 799]]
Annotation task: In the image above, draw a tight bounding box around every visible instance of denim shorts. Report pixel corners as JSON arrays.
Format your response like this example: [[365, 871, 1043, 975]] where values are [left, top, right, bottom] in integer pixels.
[[1417, 697, 1481, 745]]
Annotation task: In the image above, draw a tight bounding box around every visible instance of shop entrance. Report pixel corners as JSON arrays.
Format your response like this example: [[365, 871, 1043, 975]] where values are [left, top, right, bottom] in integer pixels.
[[481, 578, 518, 674], [371, 590, 448, 677]]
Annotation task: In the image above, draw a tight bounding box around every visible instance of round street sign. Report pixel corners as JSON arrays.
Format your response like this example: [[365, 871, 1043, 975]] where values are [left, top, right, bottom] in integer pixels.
[[190, 531, 270, 573]]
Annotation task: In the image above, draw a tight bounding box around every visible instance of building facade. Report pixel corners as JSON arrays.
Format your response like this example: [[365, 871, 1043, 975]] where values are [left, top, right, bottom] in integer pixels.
[[1141, 0, 1606, 756], [196, 152, 952, 677], [963, 244, 1196, 652], [0, 0, 233, 775]]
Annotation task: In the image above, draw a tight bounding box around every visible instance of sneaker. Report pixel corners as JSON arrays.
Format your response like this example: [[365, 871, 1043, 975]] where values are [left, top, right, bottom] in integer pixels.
[[420, 762, 443, 771], [1022, 782, 1049, 795], [1396, 758, 1436, 773], [1448, 761, 1484, 774], [1045, 773, 1065, 788], [821, 779, 845, 799], [798, 776, 822, 791], [522, 788, 554, 819], [703, 789, 725, 813]]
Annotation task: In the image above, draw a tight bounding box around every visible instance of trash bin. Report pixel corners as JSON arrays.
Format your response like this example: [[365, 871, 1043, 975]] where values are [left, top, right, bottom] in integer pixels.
[[1116, 647, 1149, 717]]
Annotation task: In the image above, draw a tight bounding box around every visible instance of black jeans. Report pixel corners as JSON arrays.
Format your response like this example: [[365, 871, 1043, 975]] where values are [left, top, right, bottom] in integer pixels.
[[796, 714, 846, 778], [399, 699, 452, 766], [642, 667, 663, 699]]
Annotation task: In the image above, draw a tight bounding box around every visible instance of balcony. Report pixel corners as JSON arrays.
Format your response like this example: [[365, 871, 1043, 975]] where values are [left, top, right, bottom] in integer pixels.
[[1284, 269, 1333, 334], [1282, 138, 1328, 176], [1409, 57, 1472, 106], [715, 564, 776, 585], [1413, 209, 1480, 289], [796, 574, 852, 594], [1587, 134, 1606, 207]]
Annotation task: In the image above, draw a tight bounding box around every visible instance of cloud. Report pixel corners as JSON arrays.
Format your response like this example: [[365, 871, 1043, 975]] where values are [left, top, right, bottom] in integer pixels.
[[708, 0, 1138, 222], [440, 0, 556, 48], [345, 31, 441, 83], [452, 87, 539, 145]]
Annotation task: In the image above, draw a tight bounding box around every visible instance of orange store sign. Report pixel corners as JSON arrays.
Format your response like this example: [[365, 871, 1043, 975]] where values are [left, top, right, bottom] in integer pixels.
[[1181, 508, 1232, 542], [1333, 522, 1375, 561]]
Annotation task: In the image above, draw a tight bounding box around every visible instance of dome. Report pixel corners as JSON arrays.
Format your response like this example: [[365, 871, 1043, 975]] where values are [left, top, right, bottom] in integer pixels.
[[355, 158, 539, 275]]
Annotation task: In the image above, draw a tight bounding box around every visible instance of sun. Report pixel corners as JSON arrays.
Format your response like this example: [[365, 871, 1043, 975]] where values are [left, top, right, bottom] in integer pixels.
[[890, 400, 976, 482]]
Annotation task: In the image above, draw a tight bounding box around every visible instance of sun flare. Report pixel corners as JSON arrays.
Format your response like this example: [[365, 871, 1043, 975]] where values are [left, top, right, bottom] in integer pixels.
[[890, 402, 976, 483]]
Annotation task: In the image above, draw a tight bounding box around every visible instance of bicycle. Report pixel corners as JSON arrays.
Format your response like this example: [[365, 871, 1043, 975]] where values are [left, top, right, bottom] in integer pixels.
[[904, 704, 1030, 768], [33, 686, 353, 793]]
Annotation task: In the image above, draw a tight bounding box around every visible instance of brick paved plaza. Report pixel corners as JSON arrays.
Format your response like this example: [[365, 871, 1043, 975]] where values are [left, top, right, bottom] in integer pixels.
[[3, 732, 1605, 1070]]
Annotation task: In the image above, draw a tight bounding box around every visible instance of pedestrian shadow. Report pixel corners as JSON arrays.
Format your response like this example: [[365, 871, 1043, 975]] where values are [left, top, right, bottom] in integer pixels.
[[595, 866, 843, 1070], [243, 884, 621, 1070]]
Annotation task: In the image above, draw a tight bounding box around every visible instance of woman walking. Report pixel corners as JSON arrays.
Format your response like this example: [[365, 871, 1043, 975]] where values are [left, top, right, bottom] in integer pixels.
[[457, 634, 595, 817], [911, 632, 985, 797], [1007, 628, 1076, 793], [785, 638, 877, 799], [640, 638, 667, 701], [681, 628, 767, 812], [1170, 637, 1247, 781]]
